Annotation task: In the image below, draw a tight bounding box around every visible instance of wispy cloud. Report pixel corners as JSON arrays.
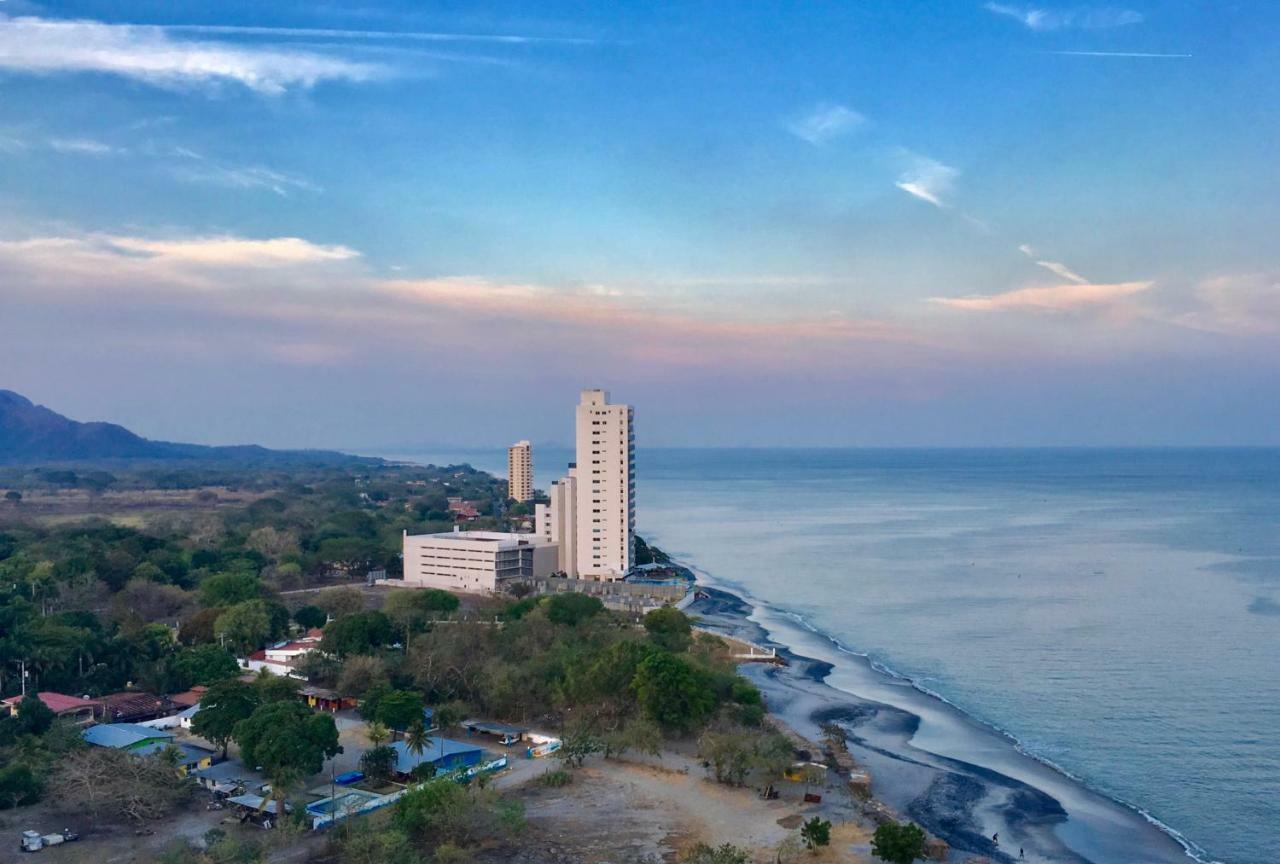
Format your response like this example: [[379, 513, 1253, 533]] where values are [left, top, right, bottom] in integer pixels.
[[931, 280, 1152, 312], [1050, 50, 1193, 59], [786, 102, 865, 145], [379, 277, 902, 344], [1018, 244, 1089, 284], [105, 235, 359, 267], [167, 148, 320, 196], [983, 3, 1143, 31], [46, 136, 122, 156], [1171, 274, 1280, 335], [0, 233, 358, 271], [896, 155, 958, 208], [161, 23, 598, 46], [0, 14, 386, 94]]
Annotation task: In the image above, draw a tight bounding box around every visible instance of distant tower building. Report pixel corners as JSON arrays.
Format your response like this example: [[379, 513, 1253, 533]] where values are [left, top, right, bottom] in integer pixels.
[[508, 440, 533, 503], [574, 389, 635, 580]]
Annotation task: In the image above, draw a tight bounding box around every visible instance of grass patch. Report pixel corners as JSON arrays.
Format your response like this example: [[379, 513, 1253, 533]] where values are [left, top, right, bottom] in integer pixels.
[[538, 768, 573, 788]]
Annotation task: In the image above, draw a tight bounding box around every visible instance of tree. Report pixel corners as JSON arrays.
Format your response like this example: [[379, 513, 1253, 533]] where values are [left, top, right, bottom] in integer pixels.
[[544, 593, 604, 627], [192, 679, 260, 758], [255, 673, 301, 704], [405, 719, 429, 762], [52, 748, 193, 822], [0, 763, 41, 809], [643, 606, 693, 652], [316, 586, 366, 619], [214, 600, 272, 653], [321, 611, 394, 657], [631, 651, 716, 732], [392, 777, 523, 847], [801, 817, 831, 851], [15, 694, 56, 736], [871, 821, 926, 864], [603, 716, 663, 760], [360, 744, 397, 783], [683, 843, 750, 864], [336, 655, 388, 698], [178, 607, 223, 645], [293, 605, 328, 630], [367, 721, 390, 748], [200, 571, 261, 607], [171, 644, 240, 687], [556, 721, 605, 768], [233, 701, 341, 814], [377, 689, 423, 734]]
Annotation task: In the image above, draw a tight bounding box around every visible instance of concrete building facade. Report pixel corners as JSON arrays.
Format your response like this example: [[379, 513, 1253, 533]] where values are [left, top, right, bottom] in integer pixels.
[[507, 440, 533, 503], [402, 529, 559, 593], [574, 389, 635, 580], [535, 466, 577, 576]]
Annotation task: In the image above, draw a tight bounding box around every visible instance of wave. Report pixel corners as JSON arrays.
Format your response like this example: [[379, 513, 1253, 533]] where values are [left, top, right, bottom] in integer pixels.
[[681, 559, 1222, 864]]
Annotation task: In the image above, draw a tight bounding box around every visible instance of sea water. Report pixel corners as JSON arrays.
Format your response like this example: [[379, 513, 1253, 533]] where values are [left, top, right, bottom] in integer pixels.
[[387, 446, 1280, 864]]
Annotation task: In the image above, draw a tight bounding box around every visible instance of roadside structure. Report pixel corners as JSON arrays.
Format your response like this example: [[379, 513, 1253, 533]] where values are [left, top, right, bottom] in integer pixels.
[[240, 627, 324, 678], [97, 691, 177, 723], [1, 691, 99, 726], [389, 738, 484, 778], [400, 528, 558, 593], [508, 440, 534, 502], [82, 722, 175, 750]]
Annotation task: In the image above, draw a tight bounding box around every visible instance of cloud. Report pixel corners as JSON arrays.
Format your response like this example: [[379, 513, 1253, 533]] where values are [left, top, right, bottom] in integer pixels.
[[896, 155, 958, 208], [0, 234, 359, 281], [167, 148, 320, 196], [0, 14, 386, 94], [161, 23, 598, 46], [104, 235, 359, 267], [377, 277, 902, 344], [983, 3, 1143, 31], [1018, 243, 1089, 284], [46, 136, 122, 156], [1172, 274, 1280, 335], [787, 103, 865, 145], [931, 280, 1152, 312]]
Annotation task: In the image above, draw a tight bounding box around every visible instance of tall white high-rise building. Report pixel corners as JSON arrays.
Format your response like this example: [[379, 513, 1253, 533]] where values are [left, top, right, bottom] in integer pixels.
[[535, 389, 635, 580], [574, 389, 635, 580], [507, 440, 533, 503]]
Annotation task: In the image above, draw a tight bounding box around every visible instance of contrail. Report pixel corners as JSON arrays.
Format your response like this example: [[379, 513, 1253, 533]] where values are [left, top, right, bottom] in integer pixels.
[[1051, 50, 1192, 58]]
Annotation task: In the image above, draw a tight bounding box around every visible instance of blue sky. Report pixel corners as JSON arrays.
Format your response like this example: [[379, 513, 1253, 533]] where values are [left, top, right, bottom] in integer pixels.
[[1, 1, 1277, 448]]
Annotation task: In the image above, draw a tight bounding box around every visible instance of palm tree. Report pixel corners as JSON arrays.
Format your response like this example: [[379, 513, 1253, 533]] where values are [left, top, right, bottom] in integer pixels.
[[406, 720, 428, 759], [366, 721, 390, 748]]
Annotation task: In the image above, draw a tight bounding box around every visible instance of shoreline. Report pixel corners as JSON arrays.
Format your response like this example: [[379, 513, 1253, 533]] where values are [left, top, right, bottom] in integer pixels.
[[683, 577, 1206, 864]]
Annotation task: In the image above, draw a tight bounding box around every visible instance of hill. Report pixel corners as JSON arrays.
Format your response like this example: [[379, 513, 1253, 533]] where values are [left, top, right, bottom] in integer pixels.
[[0, 389, 370, 464]]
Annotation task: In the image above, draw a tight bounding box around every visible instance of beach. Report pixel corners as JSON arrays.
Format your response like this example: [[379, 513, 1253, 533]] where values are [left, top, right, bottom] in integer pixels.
[[687, 584, 1195, 864]]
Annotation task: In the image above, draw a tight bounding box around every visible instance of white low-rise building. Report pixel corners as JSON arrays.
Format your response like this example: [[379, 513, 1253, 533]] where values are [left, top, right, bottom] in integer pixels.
[[401, 529, 559, 593]]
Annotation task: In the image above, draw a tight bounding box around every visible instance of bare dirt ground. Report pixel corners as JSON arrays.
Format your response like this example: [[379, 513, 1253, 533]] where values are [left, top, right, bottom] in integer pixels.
[[487, 751, 873, 864]]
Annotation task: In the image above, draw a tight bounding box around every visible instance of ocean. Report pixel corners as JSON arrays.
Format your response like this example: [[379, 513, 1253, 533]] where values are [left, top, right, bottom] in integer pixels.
[[383, 446, 1280, 864]]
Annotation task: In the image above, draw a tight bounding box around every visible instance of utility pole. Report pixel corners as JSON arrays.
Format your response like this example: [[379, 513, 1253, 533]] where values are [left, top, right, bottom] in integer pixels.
[[11, 659, 27, 697]]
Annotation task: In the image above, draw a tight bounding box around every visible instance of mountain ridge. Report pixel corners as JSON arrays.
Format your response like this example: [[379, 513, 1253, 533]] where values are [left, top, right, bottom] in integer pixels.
[[0, 389, 370, 464]]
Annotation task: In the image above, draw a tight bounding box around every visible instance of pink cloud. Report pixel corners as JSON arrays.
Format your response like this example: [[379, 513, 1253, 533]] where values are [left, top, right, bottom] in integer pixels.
[[931, 280, 1153, 312]]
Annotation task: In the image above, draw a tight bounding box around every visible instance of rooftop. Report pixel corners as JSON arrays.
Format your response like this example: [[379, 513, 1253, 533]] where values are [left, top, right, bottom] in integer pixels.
[[2, 691, 99, 714], [82, 723, 174, 748], [389, 738, 483, 772]]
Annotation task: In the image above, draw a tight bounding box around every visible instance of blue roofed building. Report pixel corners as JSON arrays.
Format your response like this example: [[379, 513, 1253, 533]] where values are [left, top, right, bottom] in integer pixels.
[[390, 738, 483, 778], [82, 722, 175, 750], [131, 740, 216, 774]]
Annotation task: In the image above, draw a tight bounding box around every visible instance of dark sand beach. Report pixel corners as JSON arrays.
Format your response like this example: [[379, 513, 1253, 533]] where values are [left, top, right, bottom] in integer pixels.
[[686, 586, 1197, 864]]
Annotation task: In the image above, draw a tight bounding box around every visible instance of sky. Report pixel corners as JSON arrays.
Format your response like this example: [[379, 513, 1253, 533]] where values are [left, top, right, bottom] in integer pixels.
[[1, 1, 1277, 449]]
